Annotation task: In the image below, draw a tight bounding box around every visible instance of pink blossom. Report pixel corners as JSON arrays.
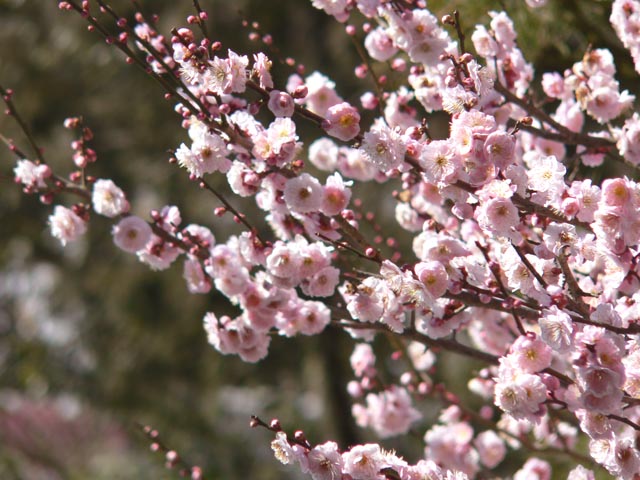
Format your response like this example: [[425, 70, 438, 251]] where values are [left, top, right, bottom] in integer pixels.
[[568, 179, 601, 223], [306, 441, 344, 480], [407, 341, 435, 371], [419, 139, 460, 184], [323, 102, 361, 141], [489, 11, 517, 49], [526, 154, 566, 194], [474, 430, 506, 468], [407, 35, 450, 66], [278, 300, 331, 336], [302, 71, 342, 116], [350, 343, 376, 378], [49, 205, 87, 246], [344, 277, 389, 323], [342, 444, 384, 480], [616, 113, 640, 165], [361, 119, 406, 171], [14, 159, 51, 190], [303, 266, 340, 297], [311, 0, 349, 22], [112, 215, 152, 253], [137, 235, 181, 271], [271, 431, 302, 466], [308, 138, 339, 171], [584, 83, 634, 124], [471, 25, 498, 58], [513, 458, 551, 480], [414, 260, 449, 299], [539, 306, 573, 353], [416, 306, 467, 339], [227, 161, 261, 197], [611, 0, 640, 74], [424, 421, 480, 476], [509, 334, 553, 373], [225, 49, 249, 93], [354, 386, 422, 438], [252, 52, 273, 89], [283, 173, 324, 213], [475, 197, 519, 238], [320, 173, 351, 216], [494, 366, 547, 423], [183, 257, 211, 294], [268, 90, 295, 117], [484, 131, 515, 171], [566, 465, 594, 480], [92, 179, 129, 217], [203, 312, 270, 362], [542, 72, 570, 99], [188, 131, 231, 176], [206, 56, 230, 95], [364, 27, 397, 61], [260, 117, 300, 167]]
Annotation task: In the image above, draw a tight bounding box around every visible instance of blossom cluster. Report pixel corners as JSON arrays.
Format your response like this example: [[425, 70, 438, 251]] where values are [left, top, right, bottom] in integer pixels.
[[6, 0, 640, 478]]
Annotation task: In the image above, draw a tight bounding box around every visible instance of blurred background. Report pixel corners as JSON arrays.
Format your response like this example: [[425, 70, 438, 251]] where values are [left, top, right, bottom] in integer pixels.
[[0, 0, 632, 478]]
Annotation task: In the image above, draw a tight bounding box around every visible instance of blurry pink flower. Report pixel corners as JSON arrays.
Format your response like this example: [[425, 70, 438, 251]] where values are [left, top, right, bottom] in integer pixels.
[[112, 215, 152, 253], [355, 386, 422, 438], [474, 430, 506, 469], [49, 205, 87, 246], [14, 159, 51, 189], [350, 343, 376, 378], [364, 27, 397, 61], [183, 257, 211, 294], [283, 173, 324, 213]]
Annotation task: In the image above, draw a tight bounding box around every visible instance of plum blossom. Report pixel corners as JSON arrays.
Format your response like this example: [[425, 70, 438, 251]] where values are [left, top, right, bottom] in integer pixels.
[[475, 197, 519, 238], [364, 27, 397, 61], [301, 71, 343, 116], [353, 386, 422, 438], [526, 154, 566, 194], [616, 113, 640, 165], [539, 306, 573, 353], [361, 119, 406, 171], [341, 444, 384, 480], [308, 138, 339, 171], [183, 257, 211, 294], [112, 215, 152, 253], [611, 0, 640, 74], [92, 179, 129, 217], [14, 159, 51, 190], [49, 205, 87, 246], [306, 441, 344, 480], [323, 102, 361, 141], [283, 173, 324, 213], [206, 49, 248, 94], [419, 140, 460, 184], [268, 90, 295, 117]]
